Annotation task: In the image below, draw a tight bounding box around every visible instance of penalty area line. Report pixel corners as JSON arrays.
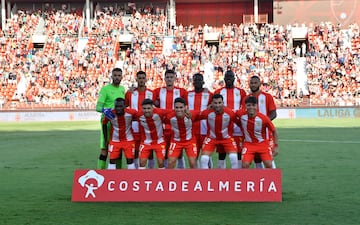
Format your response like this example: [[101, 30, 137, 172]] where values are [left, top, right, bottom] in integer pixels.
[[280, 139, 360, 144]]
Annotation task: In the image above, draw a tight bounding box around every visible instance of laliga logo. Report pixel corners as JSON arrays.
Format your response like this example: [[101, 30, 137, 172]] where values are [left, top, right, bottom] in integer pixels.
[[78, 170, 105, 198], [330, 0, 357, 25]]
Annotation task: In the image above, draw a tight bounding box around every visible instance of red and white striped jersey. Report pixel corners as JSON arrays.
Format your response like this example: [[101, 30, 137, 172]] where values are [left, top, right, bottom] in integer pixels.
[[236, 110, 275, 145], [125, 88, 155, 133], [125, 89, 155, 111], [164, 111, 196, 142], [154, 87, 188, 110], [247, 91, 276, 118], [102, 108, 137, 142], [198, 107, 236, 140], [137, 108, 167, 145], [187, 90, 213, 135], [214, 87, 246, 136]]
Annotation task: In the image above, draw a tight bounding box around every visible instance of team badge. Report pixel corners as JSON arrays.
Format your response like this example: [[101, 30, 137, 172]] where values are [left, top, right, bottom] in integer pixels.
[[174, 89, 180, 97]]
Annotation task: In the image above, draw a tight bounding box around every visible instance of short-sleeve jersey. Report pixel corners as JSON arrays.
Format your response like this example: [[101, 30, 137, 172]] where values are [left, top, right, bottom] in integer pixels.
[[137, 108, 168, 145], [199, 107, 236, 140], [102, 108, 137, 142], [236, 110, 275, 145], [214, 87, 246, 136], [187, 90, 213, 135], [164, 112, 196, 142], [154, 87, 188, 110], [247, 91, 276, 117], [125, 88, 155, 133]]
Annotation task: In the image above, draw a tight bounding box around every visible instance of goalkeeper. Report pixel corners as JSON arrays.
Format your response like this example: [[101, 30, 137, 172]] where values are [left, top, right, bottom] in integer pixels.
[[95, 68, 125, 169]]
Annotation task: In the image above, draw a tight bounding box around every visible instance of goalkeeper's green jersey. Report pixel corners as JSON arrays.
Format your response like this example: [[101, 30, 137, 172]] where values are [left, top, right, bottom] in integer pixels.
[[96, 84, 125, 113]]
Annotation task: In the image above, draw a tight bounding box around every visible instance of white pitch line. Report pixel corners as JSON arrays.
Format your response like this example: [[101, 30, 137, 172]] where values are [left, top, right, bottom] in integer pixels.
[[280, 139, 360, 144]]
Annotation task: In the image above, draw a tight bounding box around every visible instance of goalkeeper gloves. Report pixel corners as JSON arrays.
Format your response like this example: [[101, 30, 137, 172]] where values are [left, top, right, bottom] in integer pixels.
[[102, 108, 115, 120]]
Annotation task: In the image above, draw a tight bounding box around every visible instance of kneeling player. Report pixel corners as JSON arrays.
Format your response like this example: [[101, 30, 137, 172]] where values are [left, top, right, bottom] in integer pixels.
[[235, 96, 279, 168], [102, 98, 137, 169]]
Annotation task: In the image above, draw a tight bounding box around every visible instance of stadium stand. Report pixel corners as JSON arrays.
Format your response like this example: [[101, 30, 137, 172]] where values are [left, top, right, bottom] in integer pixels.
[[0, 3, 359, 111]]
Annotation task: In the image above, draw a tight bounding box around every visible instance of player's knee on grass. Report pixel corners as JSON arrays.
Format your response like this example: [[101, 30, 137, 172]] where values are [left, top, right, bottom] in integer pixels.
[[263, 160, 272, 168], [242, 161, 251, 168], [140, 158, 147, 167], [167, 157, 177, 169], [157, 159, 165, 168], [188, 157, 197, 168]]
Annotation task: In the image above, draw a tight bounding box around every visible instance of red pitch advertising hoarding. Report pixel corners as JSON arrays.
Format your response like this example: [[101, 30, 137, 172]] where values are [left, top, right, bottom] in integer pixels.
[[72, 169, 282, 202]]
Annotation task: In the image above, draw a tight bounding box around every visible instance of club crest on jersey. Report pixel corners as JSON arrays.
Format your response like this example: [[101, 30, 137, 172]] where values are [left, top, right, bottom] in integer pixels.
[[174, 89, 180, 97]]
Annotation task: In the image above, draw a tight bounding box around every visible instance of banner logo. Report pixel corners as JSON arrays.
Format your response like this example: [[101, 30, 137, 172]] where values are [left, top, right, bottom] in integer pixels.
[[78, 170, 104, 198]]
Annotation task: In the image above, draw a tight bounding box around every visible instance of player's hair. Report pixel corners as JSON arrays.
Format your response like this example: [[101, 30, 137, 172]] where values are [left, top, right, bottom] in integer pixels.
[[142, 98, 154, 106], [136, 70, 146, 77], [174, 97, 186, 106], [115, 97, 125, 104], [165, 69, 176, 76], [245, 96, 258, 104], [250, 75, 261, 81], [112, 67, 123, 73], [193, 73, 203, 80], [212, 93, 223, 101], [224, 70, 235, 78]]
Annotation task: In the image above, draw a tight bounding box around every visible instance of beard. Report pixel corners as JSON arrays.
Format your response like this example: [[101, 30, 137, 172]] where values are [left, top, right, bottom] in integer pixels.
[[251, 87, 260, 93]]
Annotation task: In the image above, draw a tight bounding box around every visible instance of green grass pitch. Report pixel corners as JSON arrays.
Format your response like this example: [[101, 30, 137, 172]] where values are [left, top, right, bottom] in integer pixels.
[[0, 118, 359, 225]]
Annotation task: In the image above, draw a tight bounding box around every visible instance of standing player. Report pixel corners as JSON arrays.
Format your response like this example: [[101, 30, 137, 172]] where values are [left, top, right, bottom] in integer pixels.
[[214, 70, 246, 168], [163, 97, 198, 169], [199, 94, 239, 169], [187, 73, 213, 168], [236, 96, 279, 168], [95, 68, 125, 169], [102, 98, 137, 169], [125, 70, 156, 168], [154, 69, 188, 168], [247, 75, 277, 168], [137, 99, 168, 169]]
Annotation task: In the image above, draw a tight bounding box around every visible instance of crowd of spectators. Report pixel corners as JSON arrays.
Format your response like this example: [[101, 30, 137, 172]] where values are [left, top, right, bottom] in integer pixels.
[[0, 4, 359, 110]]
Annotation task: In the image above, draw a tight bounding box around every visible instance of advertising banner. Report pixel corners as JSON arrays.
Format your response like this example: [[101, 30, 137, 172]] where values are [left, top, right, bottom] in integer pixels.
[[72, 169, 282, 202]]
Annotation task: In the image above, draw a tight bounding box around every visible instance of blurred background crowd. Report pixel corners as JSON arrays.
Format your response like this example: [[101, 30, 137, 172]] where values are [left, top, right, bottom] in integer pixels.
[[0, 3, 359, 110]]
